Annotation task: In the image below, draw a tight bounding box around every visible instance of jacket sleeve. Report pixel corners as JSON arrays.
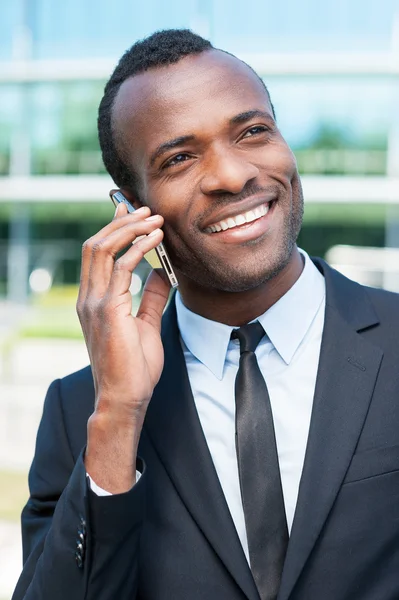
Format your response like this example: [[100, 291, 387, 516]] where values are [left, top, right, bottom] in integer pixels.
[[12, 378, 147, 600]]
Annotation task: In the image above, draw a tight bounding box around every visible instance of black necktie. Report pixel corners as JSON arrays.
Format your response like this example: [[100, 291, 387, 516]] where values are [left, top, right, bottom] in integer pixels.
[[232, 321, 288, 600]]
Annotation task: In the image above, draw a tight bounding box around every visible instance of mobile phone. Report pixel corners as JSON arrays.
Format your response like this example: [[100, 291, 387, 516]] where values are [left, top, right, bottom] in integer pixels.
[[111, 190, 178, 289]]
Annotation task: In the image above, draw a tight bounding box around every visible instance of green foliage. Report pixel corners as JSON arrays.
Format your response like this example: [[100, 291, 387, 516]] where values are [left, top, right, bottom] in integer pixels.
[[293, 122, 388, 175], [299, 121, 388, 151], [308, 123, 351, 149], [18, 308, 84, 340]]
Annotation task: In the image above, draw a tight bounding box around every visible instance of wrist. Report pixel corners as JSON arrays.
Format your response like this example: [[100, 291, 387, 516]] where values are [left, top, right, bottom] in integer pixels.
[[86, 411, 142, 494], [94, 393, 149, 427]]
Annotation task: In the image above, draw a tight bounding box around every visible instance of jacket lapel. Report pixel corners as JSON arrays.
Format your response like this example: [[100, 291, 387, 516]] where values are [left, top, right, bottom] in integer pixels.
[[143, 298, 260, 600], [278, 259, 383, 600]]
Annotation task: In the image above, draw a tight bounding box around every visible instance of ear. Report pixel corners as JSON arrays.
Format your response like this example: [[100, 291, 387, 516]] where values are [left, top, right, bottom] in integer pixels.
[[120, 187, 144, 211]]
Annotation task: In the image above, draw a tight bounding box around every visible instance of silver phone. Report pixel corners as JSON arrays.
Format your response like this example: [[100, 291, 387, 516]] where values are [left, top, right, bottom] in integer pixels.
[[111, 191, 178, 289]]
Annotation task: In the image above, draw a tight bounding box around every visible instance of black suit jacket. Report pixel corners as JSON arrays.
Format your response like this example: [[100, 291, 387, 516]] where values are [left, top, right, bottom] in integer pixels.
[[13, 258, 399, 600]]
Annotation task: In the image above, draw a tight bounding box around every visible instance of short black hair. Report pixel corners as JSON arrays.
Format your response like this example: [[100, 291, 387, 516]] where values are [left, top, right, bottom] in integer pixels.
[[97, 28, 274, 193]]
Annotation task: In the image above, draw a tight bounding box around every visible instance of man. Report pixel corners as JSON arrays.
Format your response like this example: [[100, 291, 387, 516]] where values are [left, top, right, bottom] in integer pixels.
[[13, 29, 399, 600]]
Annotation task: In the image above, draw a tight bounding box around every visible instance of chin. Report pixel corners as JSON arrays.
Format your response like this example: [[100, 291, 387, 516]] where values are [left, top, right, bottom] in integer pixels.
[[185, 250, 292, 293], [213, 238, 296, 292], [214, 264, 287, 293]]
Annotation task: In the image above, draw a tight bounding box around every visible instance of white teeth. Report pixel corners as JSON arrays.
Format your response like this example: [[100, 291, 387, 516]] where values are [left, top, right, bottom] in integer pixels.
[[261, 204, 269, 216], [255, 205, 264, 218], [227, 217, 236, 228], [244, 210, 257, 223], [205, 202, 271, 233], [235, 214, 246, 226]]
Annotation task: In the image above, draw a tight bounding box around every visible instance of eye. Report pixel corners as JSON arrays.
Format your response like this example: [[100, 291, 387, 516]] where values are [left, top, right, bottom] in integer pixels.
[[163, 153, 192, 168], [241, 125, 269, 138]]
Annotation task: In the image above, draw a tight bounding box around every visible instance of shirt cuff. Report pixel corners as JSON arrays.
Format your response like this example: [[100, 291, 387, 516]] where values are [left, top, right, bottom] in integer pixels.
[[87, 470, 142, 496]]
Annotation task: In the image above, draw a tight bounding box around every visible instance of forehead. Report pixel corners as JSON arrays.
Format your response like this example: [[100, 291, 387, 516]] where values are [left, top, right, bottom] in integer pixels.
[[113, 50, 272, 155]]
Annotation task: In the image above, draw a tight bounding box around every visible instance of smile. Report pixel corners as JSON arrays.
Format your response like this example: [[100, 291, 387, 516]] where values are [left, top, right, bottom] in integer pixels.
[[204, 202, 270, 234]]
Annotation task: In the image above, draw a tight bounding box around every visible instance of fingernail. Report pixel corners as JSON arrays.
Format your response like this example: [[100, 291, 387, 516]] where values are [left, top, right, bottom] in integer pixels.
[[132, 235, 145, 245], [114, 204, 120, 216], [145, 215, 161, 222], [148, 228, 161, 237]]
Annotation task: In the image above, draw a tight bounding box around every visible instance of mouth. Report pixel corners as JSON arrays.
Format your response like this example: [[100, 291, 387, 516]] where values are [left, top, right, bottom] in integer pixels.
[[203, 200, 275, 234]]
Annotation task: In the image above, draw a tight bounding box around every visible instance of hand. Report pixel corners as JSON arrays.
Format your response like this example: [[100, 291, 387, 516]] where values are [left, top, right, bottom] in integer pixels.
[[77, 197, 171, 492], [77, 199, 171, 419]]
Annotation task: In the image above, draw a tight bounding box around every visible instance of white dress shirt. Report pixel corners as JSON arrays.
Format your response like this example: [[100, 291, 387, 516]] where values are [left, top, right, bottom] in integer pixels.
[[175, 249, 325, 560], [91, 249, 326, 562]]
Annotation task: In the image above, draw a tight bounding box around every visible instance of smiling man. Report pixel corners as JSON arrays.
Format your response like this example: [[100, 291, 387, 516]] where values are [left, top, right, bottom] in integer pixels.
[[13, 30, 399, 600]]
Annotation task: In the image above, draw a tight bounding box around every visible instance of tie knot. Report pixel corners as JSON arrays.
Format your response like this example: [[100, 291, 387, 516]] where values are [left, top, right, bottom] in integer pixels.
[[231, 321, 265, 354]]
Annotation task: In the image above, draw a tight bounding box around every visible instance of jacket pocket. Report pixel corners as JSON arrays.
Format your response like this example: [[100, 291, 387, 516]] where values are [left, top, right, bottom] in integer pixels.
[[343, 443, 399, 484]]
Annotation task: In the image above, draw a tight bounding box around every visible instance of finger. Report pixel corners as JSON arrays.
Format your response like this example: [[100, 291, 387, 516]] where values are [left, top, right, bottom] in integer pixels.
[[113, 203, 150, 222], [152, 267, 171, 288], [137, 268, 172, 331], [113, 201, 128, 220], [87, 217, 164, 298], [106, 228, 165, 301], [78, 205, 151, 303]]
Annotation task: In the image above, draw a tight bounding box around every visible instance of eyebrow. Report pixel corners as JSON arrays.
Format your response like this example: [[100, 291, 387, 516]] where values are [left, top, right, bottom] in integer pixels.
[[149, 135, 195, 167], [229, 109, 273, 125]]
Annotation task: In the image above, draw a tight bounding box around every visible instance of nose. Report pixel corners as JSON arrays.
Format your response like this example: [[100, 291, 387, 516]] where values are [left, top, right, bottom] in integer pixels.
[[200, 147, 259, 196]]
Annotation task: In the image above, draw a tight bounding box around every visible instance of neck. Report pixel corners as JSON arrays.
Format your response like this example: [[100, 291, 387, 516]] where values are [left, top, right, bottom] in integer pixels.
[[177, 246, 304, 326]]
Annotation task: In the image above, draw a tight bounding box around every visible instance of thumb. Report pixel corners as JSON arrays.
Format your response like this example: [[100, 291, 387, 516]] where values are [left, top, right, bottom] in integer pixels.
[[137, 269, 171, 330]]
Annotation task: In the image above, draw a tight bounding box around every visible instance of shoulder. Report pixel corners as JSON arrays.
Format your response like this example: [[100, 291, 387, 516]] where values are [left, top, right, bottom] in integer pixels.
[[360, 284, 399, 330], [313, 256, 399, 326], [58, 364, 94, 400], [363, 284, 399, 311]]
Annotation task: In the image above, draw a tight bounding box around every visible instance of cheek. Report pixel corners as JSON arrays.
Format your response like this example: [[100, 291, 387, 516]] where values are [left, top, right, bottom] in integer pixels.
[[146, 188, 194, 245], [144, 181, 176, 219], [283, 148, 298, 177], [276, 150, 297, 181], [258, 144, 297, 182], [148, 177, 197, 223]]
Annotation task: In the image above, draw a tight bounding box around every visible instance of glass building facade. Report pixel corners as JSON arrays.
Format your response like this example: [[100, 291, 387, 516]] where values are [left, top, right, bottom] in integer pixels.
[[0, 0, 398, 297], [1, 0, 397, 60]]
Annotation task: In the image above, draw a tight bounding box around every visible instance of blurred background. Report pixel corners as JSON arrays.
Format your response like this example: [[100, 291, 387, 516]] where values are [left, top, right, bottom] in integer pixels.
[[1, 0, 399, 596]]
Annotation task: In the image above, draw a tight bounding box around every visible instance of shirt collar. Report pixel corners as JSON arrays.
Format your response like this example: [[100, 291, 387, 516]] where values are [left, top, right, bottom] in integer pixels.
[[175, 291, 233, 380], [258, 250, 325, 364], [175, 249, 325, 379]]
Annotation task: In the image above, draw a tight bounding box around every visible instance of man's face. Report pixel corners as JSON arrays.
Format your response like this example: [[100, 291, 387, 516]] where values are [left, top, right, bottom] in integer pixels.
[[113, 50, 303, 292]]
